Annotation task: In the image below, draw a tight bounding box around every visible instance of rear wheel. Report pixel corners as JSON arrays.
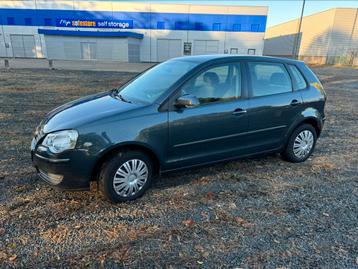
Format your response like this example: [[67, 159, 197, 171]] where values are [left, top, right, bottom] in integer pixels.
[[282, 124, 317, 163], [99, 150, 153, 203]]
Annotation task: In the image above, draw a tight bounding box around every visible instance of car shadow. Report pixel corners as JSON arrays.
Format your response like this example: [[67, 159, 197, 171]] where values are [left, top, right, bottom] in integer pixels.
[[151, 152, 281, 190]]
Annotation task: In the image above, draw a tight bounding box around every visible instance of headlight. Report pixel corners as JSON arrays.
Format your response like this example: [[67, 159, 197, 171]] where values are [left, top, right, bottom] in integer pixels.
[[42, 130, 78, 153]]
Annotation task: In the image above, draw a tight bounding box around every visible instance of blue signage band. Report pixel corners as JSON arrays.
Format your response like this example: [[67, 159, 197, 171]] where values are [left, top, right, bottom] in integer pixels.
[[0, 9, 267, 33]]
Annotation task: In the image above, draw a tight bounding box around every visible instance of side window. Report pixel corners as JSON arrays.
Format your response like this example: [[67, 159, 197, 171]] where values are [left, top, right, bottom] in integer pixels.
[[248, 62, 292, 97], [288, 65, 307, 90], [181, 64, 241, 105]]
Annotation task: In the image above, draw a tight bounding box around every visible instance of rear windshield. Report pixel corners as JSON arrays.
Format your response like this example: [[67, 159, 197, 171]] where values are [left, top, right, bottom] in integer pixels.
[[119, 60, 198, 104]]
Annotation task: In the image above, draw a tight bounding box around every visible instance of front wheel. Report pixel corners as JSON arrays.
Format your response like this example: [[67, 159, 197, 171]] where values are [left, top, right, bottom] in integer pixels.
[[99, 150, 153, 203], [282, 124, 317, 163]]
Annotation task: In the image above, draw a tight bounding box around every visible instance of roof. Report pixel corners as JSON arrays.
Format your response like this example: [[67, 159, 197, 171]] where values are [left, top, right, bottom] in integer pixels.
[[171, 54, 303, 64]]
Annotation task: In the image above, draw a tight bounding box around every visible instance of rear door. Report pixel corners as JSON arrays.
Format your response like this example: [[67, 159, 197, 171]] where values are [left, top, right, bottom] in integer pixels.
[[245, 61, 303, 152]]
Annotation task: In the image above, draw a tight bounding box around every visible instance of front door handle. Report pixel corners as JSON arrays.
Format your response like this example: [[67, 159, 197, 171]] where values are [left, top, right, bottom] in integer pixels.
[[290, 99, 301, 106], [232, 108, 247, 116]]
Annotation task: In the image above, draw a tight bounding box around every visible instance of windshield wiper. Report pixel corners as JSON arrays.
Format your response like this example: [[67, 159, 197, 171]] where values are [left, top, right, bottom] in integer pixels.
[[118, 94, 132, 103], [113, 89, 132, 103]]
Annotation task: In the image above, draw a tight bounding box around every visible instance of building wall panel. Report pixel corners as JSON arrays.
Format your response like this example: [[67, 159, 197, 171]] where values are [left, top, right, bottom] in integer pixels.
[[36, 1, 74, 10], [329, 8, 358, 55], [264, 9, 336, 57], [264, 8, 358, 60]]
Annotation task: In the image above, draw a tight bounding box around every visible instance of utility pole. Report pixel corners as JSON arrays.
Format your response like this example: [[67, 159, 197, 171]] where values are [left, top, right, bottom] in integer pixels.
[[294, 0, 306, 59]]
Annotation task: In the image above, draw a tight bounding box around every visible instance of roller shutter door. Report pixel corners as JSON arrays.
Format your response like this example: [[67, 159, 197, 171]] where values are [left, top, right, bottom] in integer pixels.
[[45, 36, 128, 61], [193, 40, 219, 55], [23, 35, 36, 58], [81, 42, 97, 60], [10, 34, 36, 58], [157, 39, 181, 62], [10, 35, 24, 57]]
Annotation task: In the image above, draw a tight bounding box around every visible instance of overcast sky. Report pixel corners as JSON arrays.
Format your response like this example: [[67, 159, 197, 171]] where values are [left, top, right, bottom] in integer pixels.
[[122, 0, 358, 27]]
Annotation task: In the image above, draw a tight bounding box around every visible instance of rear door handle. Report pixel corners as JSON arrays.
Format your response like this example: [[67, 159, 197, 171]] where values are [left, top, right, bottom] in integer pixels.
[[290, 99, 301, 106], [232, 108, 247, 115]]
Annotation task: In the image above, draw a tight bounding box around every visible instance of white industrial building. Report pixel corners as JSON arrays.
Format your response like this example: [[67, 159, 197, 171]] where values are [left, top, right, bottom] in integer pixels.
[[264, 8, 358, 65], [0, 1, 268, 62]]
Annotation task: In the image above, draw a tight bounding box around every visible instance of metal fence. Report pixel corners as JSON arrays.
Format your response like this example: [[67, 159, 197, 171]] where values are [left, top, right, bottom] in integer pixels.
[[326, 50, 358, 66], [298, 50, 358, 66]]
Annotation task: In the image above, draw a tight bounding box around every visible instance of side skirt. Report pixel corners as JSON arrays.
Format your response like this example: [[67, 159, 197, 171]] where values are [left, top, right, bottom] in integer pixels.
[[160, 146, 283, 174]]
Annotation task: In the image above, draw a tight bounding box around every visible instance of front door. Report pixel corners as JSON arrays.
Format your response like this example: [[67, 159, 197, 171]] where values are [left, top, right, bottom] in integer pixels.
[[166, 62, 249, 169]]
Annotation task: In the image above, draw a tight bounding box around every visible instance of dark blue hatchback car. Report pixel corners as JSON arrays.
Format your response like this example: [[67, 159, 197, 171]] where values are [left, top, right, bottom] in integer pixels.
[[31, 55, 326, 202]]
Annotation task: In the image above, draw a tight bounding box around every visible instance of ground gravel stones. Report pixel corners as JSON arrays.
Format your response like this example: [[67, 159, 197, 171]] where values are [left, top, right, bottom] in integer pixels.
[[0, 66, 357, 268]]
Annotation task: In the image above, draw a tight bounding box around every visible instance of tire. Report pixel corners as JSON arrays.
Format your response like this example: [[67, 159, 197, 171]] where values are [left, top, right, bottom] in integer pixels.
[[282, 124, 317, 163], [98, 150, 153, 203]]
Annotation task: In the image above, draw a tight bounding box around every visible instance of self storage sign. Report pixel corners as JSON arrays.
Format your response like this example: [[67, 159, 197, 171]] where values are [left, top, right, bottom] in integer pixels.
[[56, 19, 133, 29]]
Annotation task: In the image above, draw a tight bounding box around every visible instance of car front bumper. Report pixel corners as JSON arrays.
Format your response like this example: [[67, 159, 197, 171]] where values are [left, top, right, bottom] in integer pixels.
[[31, 145, 95, 190]]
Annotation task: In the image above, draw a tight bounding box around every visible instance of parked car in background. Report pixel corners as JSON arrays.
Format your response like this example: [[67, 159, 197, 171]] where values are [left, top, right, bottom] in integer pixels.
[[31, 55, 326, 202]]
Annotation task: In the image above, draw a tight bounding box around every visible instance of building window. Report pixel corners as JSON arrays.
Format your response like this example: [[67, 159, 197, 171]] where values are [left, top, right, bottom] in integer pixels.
[[157, 21, 165, 29], [44, 18, 52, 26], [175, 21, 186, 30], [7, 17, 15, 25], [233, 24, 241, 32], [195, 22, 203, 30], [248, 49, 256, 55], [212, 23, 221, 31], [25, 18, 32, 26], [230, 48, 239, 54], [251, 24, 260, 32]]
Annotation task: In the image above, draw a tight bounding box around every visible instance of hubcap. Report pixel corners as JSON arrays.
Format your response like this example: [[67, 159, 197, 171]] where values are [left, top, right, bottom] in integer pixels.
[[293, 130, 314, 159], [113, 159, 148, 197]]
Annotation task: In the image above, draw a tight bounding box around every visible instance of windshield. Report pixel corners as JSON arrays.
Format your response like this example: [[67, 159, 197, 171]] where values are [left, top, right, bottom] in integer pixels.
[[118, 60, 198, 104]]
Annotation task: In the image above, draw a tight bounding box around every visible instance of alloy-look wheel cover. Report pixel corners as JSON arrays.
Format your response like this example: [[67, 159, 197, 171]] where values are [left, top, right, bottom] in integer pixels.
[[293, 130, 314, 159], [113, 159, 148, 197]]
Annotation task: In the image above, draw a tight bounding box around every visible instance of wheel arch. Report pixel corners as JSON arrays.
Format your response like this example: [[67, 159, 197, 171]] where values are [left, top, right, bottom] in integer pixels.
[[299, 118, 322, 137], [91, 142, 161, 182], [284, 115, 322, 150]]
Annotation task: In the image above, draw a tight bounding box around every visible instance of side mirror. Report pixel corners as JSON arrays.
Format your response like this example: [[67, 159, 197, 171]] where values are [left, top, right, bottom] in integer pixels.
[[175, 94, 200, 108]]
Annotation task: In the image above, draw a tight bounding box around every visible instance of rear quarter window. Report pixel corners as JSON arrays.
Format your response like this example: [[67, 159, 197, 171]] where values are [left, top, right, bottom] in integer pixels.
[[248, 62, 292, 97], [288, 64, 307, 90]]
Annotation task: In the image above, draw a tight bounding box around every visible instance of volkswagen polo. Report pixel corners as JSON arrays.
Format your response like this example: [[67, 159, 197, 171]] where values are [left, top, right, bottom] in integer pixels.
[[31, 55, 326, 202]]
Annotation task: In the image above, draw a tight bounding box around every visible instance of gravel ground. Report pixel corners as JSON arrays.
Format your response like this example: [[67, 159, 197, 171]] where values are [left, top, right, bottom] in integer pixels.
[[0, 66, 357, 268]]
